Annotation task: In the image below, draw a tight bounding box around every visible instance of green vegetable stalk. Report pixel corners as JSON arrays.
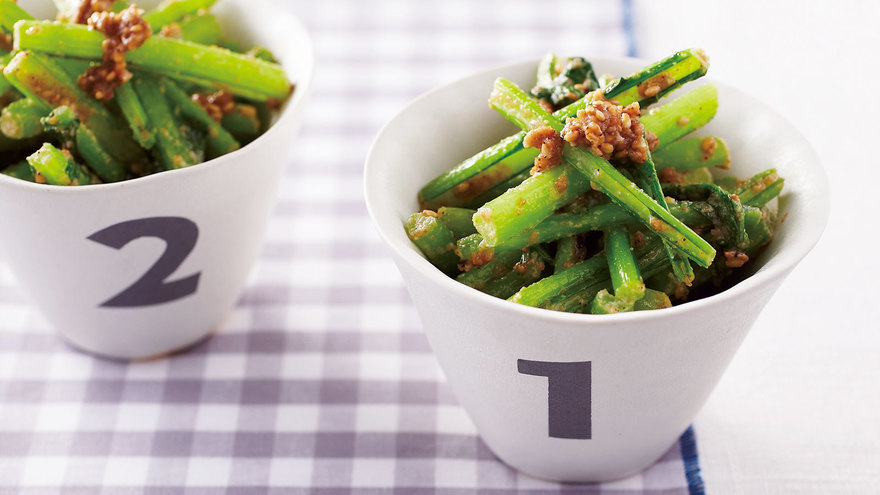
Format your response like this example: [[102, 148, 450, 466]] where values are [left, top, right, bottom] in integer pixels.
[[161, 78, 240, 158], [15, 20, 291, 101], [0, 98, 46, 139], [41, 106, 128, 183], [142, 0, 219, 32], [26, 142, 97, 186], [404, 211, 460, 276], [590, 227, 645, 314], [653, 136, 730, 171], [115, 81, 156, 149], [477, 77, 716, 268], [418, 48, 710, 209], [132, 73, 201, 170], [1, 160, 35, 182], [3, 50, 147, 168]]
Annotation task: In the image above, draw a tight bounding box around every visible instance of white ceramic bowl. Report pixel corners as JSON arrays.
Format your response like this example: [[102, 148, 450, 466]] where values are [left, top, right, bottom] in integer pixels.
[[365, 56, 829, 482], [0, 0, 314, 359]]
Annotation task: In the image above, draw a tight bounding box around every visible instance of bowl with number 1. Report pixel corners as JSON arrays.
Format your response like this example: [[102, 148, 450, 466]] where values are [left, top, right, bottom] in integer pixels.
[[364, 56, 828, 481]]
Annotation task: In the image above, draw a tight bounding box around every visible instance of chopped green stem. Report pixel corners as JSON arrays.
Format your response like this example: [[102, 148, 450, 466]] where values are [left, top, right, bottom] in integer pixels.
[[641, 84, 718, 146], [563, 147, 716, 266], [15, 20, 291, 100], [633, 289, 673, 311], [535, 53, 557, 88], [454, 234, 483, 262], [662, 183, 746, 249], [479, 250, 546, 299], [418, 133, 525, 210], [178, 12, 223, 45], [512, 237, 669, 309], [478, 78, 716, 267], [509, 252, 608, 307], [435, 207, 477, 239], [1, 160, 35, 182], [41, 106, 128, 182], [668, 167, 714, 185], [638, 143, 694, 284], [221, 39, 242, 53], [489, 77, 562, 131], [602, 48, 709, 108], [590, 290, 634, 314], [603, 227, 645, 301], [220, 104, 261, 144], [548, 264, 671, 314], [164, 73, 279, 102], [456, 249, 524, 290], [132, 74, 200, 170], [466, 168, 530, 208], [554, 236, 585, 273], [254, 101, 272, 133], [40, 105, 76, 147], [418, 49, 711, 208], [404, 212, 460, 276], [735, 169, 780, 206], [653, 136, 730, 171], [143, 0, 218, 32], [116, 81, 156, 149], [471, 82, 718, 242], [51, 56, 92, 80], [742, 205, 776, 253], [0, 134, 41, 152], [713, 175, 738, 192], [3, 51, 146, 167], [590, 227, 645, 314], [0, 98, 46, 139], [27, 142, 97, 186], [460, 199, 716, 265], [75, 123, 128, 182], [162, 77, 240, 158], [0, 53, 13, 97], [179, 119, 206, 163], [51, 0, 116, 18], [0, 0, 33, 33], [473, 163, 590, 245], [531, 55, 599, 109], [545, 277, 609, 313], [744, 178, 784, 208]]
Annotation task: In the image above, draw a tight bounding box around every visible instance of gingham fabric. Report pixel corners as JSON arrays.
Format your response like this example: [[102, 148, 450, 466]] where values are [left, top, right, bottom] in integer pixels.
[[0, 0, 705, 493]]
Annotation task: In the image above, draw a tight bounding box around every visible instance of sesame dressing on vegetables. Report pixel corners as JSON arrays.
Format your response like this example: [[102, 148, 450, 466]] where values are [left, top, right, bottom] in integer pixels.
[[0, 0, 293, 185], [78, 5, 151, 100], [405, 49, 785, 314]]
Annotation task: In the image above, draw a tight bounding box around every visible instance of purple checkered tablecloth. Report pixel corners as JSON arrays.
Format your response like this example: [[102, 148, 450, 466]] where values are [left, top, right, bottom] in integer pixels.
[[0, 0, 704, 492]]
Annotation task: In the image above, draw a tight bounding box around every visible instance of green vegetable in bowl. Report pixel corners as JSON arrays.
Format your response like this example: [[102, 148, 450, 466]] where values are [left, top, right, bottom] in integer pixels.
[[405, 49, 784, 314], [417, 48, 710, 211], [0, 0, 293, 185]]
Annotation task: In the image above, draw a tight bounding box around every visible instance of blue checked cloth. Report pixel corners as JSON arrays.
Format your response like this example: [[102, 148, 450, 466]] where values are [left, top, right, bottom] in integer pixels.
[[0, 0, 705, 492]]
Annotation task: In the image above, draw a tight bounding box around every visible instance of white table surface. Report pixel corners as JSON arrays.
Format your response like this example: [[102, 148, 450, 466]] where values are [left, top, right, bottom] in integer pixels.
[[635, 0, 880, 492]]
